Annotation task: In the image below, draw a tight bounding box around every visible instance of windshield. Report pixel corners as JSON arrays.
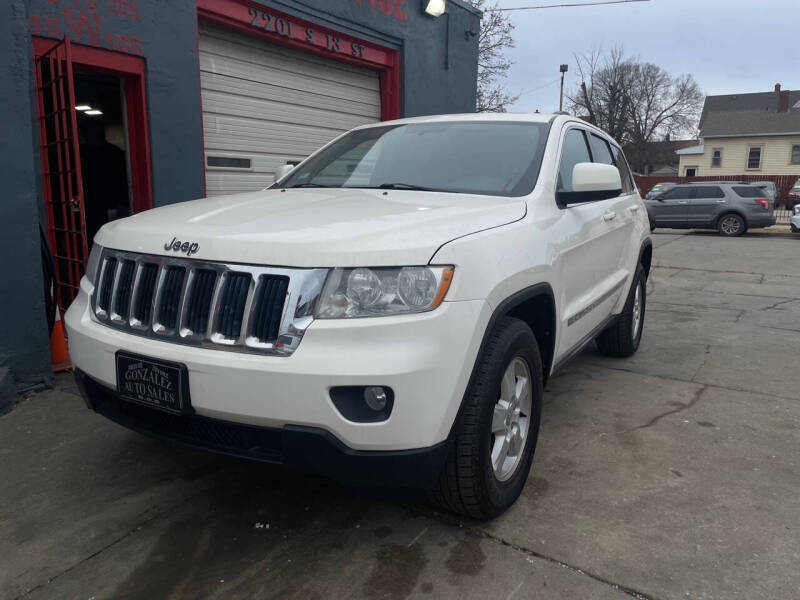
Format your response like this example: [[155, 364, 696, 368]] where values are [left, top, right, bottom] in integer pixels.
[[279, 121, 550, 197]]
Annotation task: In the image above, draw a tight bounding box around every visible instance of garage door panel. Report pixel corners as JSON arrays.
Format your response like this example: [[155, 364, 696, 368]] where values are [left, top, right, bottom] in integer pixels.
[[203, 119, 342, 153], [202, 91, 377, 132], [199, 28, 381, 93], [199, 23, 381, 197], [200, 72, 380, 119], [199, 46, 381, 99]]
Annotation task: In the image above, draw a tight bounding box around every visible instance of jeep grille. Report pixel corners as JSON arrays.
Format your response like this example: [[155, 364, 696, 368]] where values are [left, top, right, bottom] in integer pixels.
[[90, 249, 326, 356]]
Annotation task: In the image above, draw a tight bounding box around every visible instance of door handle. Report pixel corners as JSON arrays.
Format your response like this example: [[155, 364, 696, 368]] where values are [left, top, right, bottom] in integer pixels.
[[716, 200, 727, 203], [602, 211, 616, 222], [629, 205, 640, 213], [678, 201, 688, 204]]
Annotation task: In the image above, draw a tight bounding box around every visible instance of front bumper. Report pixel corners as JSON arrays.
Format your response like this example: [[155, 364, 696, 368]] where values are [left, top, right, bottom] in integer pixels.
[[74, 370, 450, 488], [65, 277, 489, 452]]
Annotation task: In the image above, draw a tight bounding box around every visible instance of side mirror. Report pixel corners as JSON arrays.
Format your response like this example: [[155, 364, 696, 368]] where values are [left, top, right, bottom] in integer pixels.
[[274, 163, 295, 182], [557, 163, 622, 207]]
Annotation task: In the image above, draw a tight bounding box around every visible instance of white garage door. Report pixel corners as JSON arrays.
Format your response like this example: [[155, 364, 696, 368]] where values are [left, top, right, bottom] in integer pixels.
[[198, 23, 382, 196]]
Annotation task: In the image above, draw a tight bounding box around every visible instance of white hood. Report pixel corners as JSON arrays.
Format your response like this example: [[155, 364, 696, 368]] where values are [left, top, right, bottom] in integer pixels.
[[95, 188, 526, 267]]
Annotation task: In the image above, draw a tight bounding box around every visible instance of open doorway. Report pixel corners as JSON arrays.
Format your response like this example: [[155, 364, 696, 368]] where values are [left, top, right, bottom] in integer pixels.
[[33, 37, 151, 313], [74, 72, 132, 243]]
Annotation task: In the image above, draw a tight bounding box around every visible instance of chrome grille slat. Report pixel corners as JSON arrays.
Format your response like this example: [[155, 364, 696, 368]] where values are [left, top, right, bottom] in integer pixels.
[[90, 249, 328, 357], [155, 265, 187, 332], [133, 262, 159, 326], [112, 260, 136, 322], [251, 276, 289, 343], [183, 269, 216, 336]]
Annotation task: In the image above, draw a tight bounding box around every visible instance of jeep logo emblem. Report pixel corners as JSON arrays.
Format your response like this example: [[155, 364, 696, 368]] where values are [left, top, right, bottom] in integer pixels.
[[164, 237, 199, 256]]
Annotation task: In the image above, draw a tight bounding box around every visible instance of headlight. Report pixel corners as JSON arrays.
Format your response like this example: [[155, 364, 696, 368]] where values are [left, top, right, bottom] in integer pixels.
[[84, 243, 103, 285], [315, 266, 454, 318], [794, 205, 800, 216]]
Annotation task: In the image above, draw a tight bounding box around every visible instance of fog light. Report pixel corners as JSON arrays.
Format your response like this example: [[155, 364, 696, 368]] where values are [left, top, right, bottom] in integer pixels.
[[330, 386, 394, 423], [364, 386, 388, 411]]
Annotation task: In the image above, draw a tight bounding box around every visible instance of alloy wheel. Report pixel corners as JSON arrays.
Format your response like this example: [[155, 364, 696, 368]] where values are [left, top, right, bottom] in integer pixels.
[[490, 356, 533, 482]]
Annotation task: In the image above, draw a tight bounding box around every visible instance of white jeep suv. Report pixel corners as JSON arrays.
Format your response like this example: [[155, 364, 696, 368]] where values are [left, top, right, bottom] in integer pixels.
[[66, 114, 652, 519]]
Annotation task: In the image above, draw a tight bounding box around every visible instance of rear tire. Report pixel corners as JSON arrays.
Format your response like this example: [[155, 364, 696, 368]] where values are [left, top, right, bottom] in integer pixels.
[[595, 264, 646, 358], [717, 213, 746, 236], [429, 317, 543, 520]]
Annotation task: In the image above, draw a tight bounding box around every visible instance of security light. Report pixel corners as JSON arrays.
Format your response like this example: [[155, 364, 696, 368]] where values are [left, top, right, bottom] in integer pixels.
[[424, 0, 446, 17]]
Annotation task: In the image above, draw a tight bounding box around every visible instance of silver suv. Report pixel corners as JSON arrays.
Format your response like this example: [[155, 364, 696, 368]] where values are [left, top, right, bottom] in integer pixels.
[[645, 182, 776, 236]]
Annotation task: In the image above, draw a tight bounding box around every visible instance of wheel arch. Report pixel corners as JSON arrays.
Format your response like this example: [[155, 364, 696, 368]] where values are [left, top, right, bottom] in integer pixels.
[[639, 238, 653, 279], [482, 283, 556, 386], [445, 282, 556, 444]]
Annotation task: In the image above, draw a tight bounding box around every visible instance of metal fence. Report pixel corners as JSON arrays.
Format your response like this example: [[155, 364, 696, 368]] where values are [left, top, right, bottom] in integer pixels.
[[775, 208, 793, 224]]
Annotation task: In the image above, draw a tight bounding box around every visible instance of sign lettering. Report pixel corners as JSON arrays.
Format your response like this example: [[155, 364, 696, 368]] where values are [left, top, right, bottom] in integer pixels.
[[29, 0, 142, 55], [354, 0, 408, 22]]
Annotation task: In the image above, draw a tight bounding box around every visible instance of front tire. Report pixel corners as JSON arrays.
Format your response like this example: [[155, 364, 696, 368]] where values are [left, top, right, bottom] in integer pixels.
[[595, 264, 646, 358], [429, 317, 543, 519]]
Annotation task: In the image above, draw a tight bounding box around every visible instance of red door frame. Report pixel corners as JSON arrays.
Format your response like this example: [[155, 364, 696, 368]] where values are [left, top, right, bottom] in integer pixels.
[[195, 0, 402, 122], [33, 37, 153, 216]]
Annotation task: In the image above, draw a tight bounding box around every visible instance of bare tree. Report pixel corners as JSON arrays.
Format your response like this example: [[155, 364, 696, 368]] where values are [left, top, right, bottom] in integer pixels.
[[569, 46, 703, 171], [469, 0, 519, 112]]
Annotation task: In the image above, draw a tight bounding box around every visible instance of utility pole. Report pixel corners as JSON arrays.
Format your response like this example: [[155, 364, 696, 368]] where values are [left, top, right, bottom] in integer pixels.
[[559, 64, 568, 111]]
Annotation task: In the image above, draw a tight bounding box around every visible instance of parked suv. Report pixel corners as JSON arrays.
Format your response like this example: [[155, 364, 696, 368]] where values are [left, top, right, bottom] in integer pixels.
[[645, 182, 775, 236], [65, 114, 652, 519]]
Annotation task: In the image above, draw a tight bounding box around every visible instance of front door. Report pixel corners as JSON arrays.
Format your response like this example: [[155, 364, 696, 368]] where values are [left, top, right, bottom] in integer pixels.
[[648, 186, 690, 227], [553, 127, 630, 357]]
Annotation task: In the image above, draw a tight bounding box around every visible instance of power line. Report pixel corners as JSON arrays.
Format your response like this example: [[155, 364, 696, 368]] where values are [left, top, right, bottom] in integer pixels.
[[516, 77, 561, 98], [486, 0, 650, 11]]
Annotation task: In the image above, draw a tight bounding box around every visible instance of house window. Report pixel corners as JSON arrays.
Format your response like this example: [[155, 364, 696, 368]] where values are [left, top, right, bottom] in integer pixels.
[[746, 146, 762, 170], [684, 166, 697, 177], [711, 148, 722, 168], [791, 144, 800, 165]]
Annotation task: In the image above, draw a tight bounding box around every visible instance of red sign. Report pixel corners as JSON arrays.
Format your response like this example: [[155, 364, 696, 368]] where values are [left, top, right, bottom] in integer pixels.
[[354, 0, 408, 22]]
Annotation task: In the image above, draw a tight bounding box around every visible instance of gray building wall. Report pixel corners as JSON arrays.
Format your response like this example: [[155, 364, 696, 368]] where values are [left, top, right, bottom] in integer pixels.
[[0, 0, 479, 388]]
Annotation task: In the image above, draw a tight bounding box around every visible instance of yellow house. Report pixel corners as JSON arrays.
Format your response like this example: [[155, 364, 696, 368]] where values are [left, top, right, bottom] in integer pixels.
[[677, 84, 800, 177]]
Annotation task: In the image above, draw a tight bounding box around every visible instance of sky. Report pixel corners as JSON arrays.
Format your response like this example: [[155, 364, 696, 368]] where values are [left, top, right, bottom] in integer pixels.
[[498, 0, 800, 115]]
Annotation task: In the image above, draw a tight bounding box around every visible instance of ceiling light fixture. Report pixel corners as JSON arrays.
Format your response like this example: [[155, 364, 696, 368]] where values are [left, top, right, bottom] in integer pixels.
[[75, 105, 92, 111], [424, 0, 446, 17], [85, 110, 103, 116]]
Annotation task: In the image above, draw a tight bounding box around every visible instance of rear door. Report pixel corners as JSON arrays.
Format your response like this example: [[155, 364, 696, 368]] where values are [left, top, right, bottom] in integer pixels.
[[649, 186, 690, 227], [687, 185, 726, 227]]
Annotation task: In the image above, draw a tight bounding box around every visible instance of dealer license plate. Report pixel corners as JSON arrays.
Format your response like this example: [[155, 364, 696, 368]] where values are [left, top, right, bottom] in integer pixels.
[[116, 352, 189, 414]]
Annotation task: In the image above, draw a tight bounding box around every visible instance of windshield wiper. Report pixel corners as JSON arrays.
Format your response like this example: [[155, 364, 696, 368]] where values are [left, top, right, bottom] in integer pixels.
[[378, 182, 435, 191], [287, 183, 333, 188]]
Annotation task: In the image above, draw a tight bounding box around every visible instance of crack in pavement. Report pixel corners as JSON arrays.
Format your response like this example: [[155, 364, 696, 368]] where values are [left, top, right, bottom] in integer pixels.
[[582, 361, 800, 404], [759, 298, 795, 311], [627, 385, 708, 432], [410, 506, 660, 600]]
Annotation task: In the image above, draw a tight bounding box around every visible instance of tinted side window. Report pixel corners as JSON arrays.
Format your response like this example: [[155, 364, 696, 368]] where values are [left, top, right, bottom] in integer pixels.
[[733, 186, 763, 198], [588, 134, 614, 165], [660, 186, 692, 200], [558, 129, 592, 192], [691, 186, 725, 199], [611, 146, 635, 194]]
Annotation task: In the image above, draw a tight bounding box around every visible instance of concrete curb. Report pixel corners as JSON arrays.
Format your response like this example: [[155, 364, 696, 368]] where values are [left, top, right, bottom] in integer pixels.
[[0, 367, 16, 415]]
